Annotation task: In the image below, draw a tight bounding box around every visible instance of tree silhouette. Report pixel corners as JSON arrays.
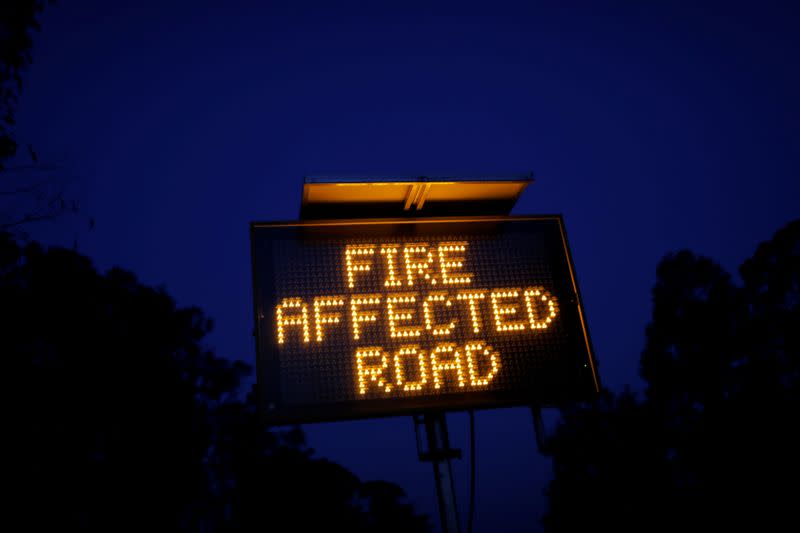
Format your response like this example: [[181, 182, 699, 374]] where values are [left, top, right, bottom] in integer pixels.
[[543, 219, 800, 533], [210, 394, 429, 532], [6, 233, 248, 530], [5, 233, 428, 531], [0, 0, 45, 167], [1, 1, 87, 234]]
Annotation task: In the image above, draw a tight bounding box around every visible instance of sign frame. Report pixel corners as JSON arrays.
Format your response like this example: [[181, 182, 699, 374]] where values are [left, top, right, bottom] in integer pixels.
[[250, 214, 599, 425]]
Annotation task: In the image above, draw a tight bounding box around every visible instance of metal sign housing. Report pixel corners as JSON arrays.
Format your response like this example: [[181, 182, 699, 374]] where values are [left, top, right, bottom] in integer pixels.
[[251, 215, 598, 424]]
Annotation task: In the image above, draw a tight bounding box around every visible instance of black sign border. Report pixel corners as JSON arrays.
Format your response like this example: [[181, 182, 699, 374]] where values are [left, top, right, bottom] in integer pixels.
[[250, 215, 600, 425]]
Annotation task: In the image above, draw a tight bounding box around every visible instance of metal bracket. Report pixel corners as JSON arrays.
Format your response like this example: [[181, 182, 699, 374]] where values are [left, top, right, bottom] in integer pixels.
[[414, 413, 462, 461], [403, 182, 433, 211]]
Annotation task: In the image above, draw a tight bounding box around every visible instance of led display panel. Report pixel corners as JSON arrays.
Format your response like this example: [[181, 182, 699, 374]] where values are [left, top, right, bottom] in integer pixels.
[[251, 216, 599, 424]]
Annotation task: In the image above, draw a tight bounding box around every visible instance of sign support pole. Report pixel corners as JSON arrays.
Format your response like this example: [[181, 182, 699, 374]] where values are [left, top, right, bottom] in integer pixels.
[[531, 406, 550, 454], [415, 413, 461, 533]]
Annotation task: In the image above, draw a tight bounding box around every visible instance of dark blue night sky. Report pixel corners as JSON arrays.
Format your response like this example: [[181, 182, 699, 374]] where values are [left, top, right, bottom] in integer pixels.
[[16, 1, 799, 530]]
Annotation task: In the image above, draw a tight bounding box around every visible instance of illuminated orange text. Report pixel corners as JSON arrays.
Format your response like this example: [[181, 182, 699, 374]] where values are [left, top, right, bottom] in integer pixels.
[[275, 241, 561, 397]]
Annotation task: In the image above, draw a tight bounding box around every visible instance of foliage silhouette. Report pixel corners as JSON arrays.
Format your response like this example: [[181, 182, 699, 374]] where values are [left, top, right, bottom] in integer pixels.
[[0, 0, 45, 167], [1, 1, 87, 234], [211, 395, 429, 533], [4, 234, 428, 531], [543, 219, 800, 532]]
